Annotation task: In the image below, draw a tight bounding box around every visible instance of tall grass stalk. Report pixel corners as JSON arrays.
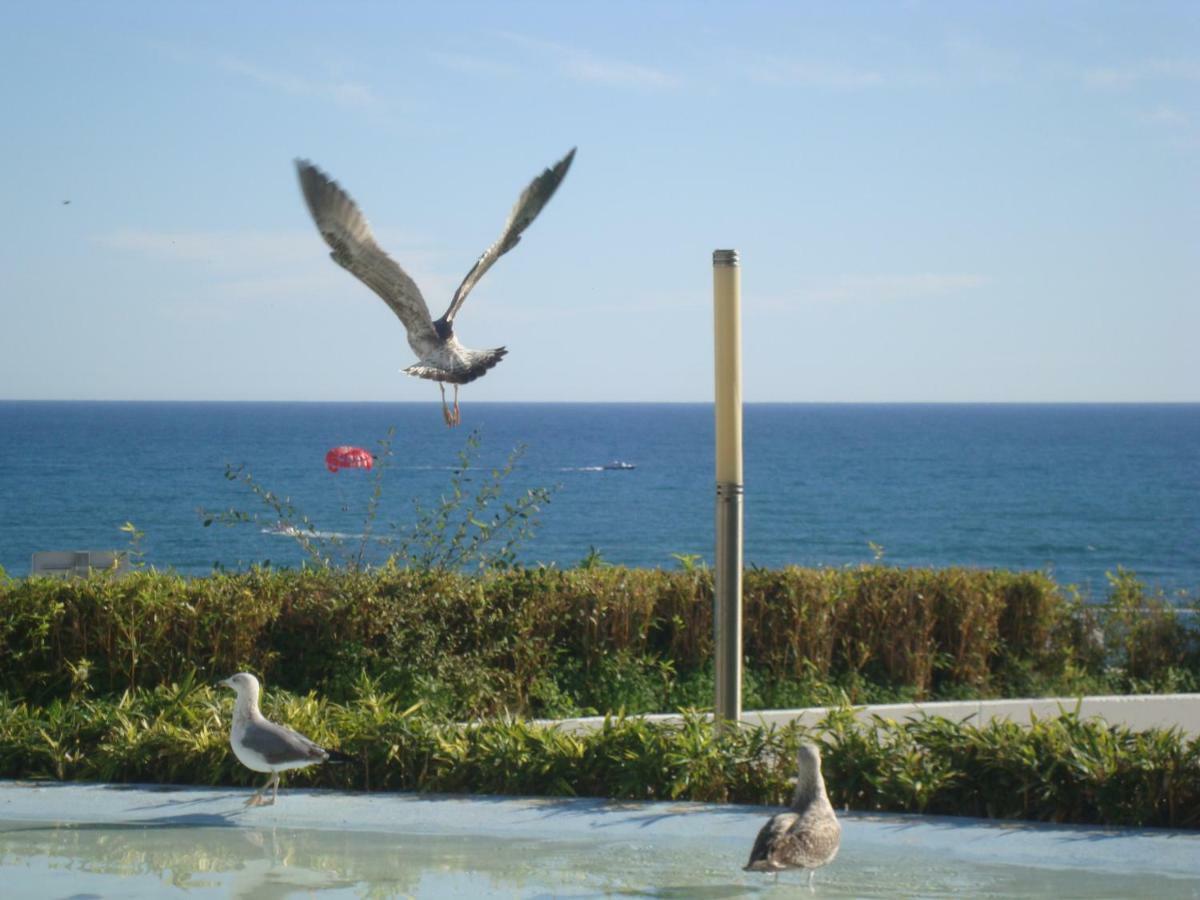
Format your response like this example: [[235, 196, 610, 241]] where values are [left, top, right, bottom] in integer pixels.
[[199, 428, 555, 572]]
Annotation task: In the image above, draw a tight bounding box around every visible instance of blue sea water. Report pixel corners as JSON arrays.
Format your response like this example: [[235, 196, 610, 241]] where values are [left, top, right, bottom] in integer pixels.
[[0, 402, 1196, 598]]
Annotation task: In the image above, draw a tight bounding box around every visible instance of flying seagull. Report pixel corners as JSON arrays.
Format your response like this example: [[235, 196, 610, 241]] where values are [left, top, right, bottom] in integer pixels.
[[220, 672, 350, 807], [744, 743, 841, 886], [295, 148, 576, 426]]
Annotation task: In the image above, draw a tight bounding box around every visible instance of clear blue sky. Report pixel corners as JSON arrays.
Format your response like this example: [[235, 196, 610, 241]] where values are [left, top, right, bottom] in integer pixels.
[[2, 2, 1196, 402]]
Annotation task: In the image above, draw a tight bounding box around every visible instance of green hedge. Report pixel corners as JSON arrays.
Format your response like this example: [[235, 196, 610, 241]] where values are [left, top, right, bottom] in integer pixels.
[[2, 565, 1196, 717], [0, 565, 1096, 708], [2, 682, 1196, 829]]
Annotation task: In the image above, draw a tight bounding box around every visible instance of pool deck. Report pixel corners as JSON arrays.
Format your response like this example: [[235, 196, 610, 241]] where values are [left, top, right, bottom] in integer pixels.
[[2, 780, 1198, 881]]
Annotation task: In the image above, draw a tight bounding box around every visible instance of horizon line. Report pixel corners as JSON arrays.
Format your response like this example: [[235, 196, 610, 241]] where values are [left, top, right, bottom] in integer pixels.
[[2, 399, 1197, 406]]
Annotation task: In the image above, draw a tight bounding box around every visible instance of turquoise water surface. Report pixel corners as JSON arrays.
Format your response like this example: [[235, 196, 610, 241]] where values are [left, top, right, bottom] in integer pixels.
[[3, 785, 1199, 899]]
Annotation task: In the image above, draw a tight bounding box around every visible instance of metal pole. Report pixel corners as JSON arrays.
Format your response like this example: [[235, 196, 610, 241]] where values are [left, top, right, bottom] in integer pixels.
[[712, 249, 743, 728]]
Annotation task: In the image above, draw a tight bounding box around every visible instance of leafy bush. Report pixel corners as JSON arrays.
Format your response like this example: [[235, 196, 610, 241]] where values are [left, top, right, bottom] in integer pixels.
[[1, 684, 1196, 828]]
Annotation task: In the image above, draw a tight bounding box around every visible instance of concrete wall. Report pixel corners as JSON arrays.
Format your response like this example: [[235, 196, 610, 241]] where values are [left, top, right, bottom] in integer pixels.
[[541, 693, 1200, 735]]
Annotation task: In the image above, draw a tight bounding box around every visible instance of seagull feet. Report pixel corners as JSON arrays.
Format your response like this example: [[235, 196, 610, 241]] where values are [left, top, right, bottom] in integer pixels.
[[437, 382, 462, 427], [245, 792, 275, 808]]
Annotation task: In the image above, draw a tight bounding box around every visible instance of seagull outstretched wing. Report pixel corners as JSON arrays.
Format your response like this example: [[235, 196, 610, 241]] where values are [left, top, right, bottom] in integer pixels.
[[295, 160, 440, 353], [438, 147, 576, 328]]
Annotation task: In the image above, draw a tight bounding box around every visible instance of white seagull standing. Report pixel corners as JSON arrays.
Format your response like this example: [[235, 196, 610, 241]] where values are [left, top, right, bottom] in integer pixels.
[[221, 672, 350, 807], [744, 743, 841, 886], [295, 148, 576, 427]]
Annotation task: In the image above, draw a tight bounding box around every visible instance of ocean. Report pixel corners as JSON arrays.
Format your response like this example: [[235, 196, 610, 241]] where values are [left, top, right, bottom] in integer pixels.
[[1, 402, 1196, 598]]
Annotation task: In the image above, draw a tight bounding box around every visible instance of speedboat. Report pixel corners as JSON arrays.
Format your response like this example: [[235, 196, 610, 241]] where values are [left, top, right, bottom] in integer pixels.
[[263, 522, 303, 537], [603, 460, 636, 470]]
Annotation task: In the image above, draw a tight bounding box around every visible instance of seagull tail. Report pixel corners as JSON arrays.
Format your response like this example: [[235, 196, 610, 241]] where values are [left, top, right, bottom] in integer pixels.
[[324, 748, 354, 764], [403, 346, 507, 386]]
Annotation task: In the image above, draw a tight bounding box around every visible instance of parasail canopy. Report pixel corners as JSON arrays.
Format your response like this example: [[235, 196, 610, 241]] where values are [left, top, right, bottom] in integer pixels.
[[325, 446, 373, 473]]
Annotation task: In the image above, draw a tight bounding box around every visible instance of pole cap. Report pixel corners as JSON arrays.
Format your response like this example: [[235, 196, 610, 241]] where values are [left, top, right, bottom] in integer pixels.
[[713, 249, 740, 268]]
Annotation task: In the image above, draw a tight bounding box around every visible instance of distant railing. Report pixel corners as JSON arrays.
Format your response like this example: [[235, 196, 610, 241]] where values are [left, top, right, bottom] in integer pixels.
[[30, 550, 129, 578]]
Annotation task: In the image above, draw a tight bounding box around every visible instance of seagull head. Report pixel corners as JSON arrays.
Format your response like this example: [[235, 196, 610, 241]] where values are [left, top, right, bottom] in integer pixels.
[[797, 743, 822, 771], [220, 672, 261, 704], [790, 743, 828, 805]]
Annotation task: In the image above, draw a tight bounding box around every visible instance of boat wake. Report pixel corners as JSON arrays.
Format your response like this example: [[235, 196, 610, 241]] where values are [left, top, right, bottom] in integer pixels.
[[560, 461, 636, 472], [261, 525, 372, 540]]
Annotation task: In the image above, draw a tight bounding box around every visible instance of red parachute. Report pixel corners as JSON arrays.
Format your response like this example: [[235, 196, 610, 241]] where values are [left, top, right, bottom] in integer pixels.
[[325, 446, 373, 473]]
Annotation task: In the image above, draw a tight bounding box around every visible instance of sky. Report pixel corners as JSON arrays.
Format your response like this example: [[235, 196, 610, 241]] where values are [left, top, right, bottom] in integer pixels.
[[1, 1, 1197, 403]]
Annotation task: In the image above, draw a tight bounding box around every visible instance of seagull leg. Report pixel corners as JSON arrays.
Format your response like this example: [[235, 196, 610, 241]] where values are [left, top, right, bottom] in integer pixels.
[[246, 774, 272, 807], [270, 773, 279, 805], [451, 385, 461, 427], [439, 383, 454, 427]]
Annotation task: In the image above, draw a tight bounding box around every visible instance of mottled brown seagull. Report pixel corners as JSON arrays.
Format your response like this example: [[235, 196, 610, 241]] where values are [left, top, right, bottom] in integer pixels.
[[295, 149, 576, 426], [221, 672, 350, 807], [745, 743, 841, 886]]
